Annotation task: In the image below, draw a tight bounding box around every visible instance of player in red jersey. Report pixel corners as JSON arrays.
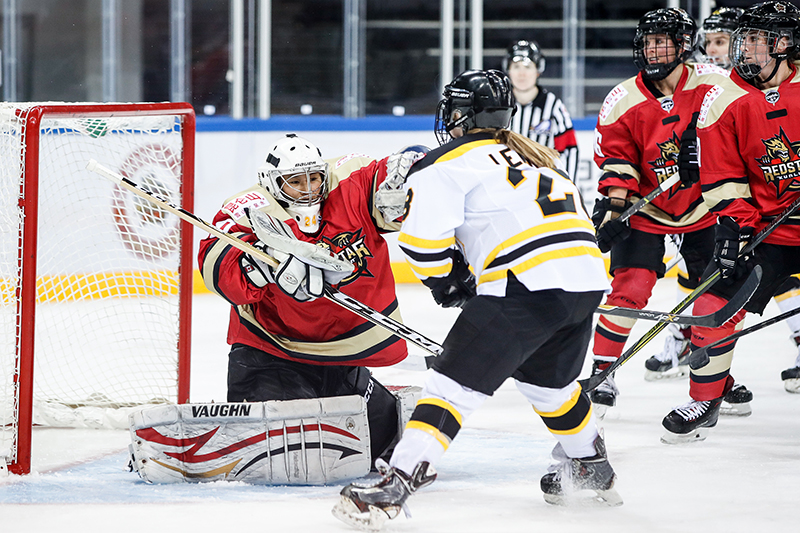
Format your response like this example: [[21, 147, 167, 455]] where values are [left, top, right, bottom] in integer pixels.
[[198, 133, 427, 461], [662, 1, 800, 443], [588, 7, 730, 417]]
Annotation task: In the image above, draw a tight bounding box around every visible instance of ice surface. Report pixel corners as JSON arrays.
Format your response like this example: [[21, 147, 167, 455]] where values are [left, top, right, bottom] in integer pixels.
[[1, 279, 797, 533]]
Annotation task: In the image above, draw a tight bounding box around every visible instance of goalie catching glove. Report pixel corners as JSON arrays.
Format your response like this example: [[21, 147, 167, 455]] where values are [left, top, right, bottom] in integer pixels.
[[240, 208, 355, 301], [423, 251, 476, 308], [374, 145, 429, 222], [592, 197, 633, 253]]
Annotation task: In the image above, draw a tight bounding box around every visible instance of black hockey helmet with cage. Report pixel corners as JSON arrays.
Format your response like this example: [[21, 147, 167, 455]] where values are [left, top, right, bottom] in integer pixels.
[[730, 1, 800, 80], [434, 69, 515, 146], [702, 7, 744, 34], [502, 40, 546, 74], [633, 8, 697, 81]]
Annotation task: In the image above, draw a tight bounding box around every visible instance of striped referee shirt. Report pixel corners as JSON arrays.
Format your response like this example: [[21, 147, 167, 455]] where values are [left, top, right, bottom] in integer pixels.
[[509, 86, 579, 180]]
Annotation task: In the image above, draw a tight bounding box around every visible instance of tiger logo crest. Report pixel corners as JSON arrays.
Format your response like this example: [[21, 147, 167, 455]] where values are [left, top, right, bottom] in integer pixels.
[[318, 230, 374, 286], [756, 127, 800, 197], [648, 132, 681, 195]]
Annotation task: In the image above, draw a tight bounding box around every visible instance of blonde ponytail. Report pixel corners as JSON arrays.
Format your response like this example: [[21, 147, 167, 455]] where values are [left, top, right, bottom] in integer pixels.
[[470, 128, 559, 169]]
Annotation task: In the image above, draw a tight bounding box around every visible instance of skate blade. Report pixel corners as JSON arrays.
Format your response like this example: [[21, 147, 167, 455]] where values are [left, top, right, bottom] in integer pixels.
[[331, 496, 389, 532], [660, 427, 709, 445], [720, 402, 752, 417], [784, 378, 800, 394], [643, 366, 689, 382], [543, 487, 623, 507]]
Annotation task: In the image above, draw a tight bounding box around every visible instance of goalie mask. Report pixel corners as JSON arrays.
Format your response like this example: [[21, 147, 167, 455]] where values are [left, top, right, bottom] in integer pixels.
[[434, 69, 515, 146], [698, 7, 744, 69], [502, 39, 546, 74], [730, 1, 800, 83], [257, 133, 330, 233], [633, 8, 697, 81]]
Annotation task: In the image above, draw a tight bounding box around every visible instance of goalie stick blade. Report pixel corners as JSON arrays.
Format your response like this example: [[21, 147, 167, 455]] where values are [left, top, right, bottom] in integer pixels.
[[595, 264, 761, 326]]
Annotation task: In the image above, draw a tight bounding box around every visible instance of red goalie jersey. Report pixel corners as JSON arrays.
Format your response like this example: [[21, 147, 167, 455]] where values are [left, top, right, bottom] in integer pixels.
[[697, 64, 800, 246], [594, 64, 729, 234], [198, 155, 407, 367]]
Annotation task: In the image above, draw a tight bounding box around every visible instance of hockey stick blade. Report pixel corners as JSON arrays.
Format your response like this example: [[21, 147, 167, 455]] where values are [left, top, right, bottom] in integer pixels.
[[579, 265, 761, 392], [580, 191, 800, 393], [87, 159, 444, 357], [688, 301, 800, 370], [596, 265, 760, 326]]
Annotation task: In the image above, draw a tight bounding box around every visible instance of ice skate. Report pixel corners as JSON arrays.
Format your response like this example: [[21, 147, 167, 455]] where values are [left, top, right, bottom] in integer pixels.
[[332, 459, 436, 531], [661, 396, 723, 444], [540, 436, 622, 507], [781, 339, 800, 393], [588, 361, 618, 420], [720, 383, 752, 416], [643, 326, 690, 381]]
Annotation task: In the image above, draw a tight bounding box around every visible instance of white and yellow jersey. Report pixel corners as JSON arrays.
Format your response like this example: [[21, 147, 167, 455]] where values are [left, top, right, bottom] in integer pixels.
[[399, 132, 610, 297]]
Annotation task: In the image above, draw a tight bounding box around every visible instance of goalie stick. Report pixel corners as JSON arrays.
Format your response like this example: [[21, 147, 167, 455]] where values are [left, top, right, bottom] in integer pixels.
[[596, 264, 760, 326], [86, 159, 444, 357], [581, 190, 800, 392], [688, 304, 800, 370]]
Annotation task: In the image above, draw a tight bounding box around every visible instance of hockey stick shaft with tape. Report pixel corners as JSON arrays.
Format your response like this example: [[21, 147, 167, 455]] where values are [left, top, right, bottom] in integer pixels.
[[582, 192, 800, 392], [617, 173, 681, 224], [87, 159, 444, 356], [596, 264, 759, 326]]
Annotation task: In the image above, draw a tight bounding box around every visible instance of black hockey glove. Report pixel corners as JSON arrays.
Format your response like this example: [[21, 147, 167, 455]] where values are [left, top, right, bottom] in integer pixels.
[[423, 252, 476, 308], [592, 197, 633, 253], [677, 112, 701, 187], [713, 216, 754, 284]]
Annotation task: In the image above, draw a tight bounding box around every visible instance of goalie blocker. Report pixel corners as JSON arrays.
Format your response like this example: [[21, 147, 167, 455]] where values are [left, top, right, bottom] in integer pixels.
[[128, 386, 421, 485]]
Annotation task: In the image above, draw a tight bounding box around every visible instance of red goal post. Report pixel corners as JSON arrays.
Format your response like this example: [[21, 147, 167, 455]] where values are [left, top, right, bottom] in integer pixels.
[[0, 103, 195, 475]]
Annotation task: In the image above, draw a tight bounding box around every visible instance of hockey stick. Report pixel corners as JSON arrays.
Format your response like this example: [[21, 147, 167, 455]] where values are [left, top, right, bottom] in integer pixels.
[[616, 172, 682, 224], [596, 266, 760, 326], [687, 304, 800, 369], [86, 160, 444, 357], [581, 192, 800, 392]]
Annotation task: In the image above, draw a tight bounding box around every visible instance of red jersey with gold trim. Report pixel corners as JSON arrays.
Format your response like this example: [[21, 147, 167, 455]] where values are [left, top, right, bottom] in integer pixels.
[[198, 154, 407, 367], [697, 64, 800, 245], [594, 64, 728, 234]]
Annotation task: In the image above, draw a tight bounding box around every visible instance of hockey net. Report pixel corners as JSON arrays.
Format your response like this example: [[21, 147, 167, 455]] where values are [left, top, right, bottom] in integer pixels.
[[0, 103, 194, 475]]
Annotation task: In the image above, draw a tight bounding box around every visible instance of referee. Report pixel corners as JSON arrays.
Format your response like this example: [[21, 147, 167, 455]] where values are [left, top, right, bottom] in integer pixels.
[[503, 39, 579, 181]]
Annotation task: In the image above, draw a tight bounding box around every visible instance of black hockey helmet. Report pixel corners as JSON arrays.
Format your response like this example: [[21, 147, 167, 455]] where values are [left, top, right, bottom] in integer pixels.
[[502, 39, 546, 74], [434, 69, 515, 146], [633, 8, 697, 80], [702, 7, 744, 34], [730, 1, 800, 80]]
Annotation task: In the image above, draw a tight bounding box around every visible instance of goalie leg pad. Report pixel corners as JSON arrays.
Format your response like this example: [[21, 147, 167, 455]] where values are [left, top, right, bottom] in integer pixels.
[[129, 396, 371, 485]]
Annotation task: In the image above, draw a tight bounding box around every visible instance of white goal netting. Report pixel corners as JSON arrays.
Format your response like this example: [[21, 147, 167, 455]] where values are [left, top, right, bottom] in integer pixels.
[[0, 103, 193, 471]]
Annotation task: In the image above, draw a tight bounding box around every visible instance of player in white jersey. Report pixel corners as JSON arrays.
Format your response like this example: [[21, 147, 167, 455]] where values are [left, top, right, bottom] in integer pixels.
[[332, 70, 620, 532], [503, 39, 580, 180]]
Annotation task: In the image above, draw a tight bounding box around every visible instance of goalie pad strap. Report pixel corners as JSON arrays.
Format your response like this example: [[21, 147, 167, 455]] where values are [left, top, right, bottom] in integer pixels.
[[129, 396, 371, 485]]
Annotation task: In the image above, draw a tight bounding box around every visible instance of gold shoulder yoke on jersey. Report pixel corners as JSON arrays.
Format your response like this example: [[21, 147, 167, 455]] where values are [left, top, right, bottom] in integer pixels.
[[598, 77, 646, 126], [684, 64, 731, 91], [696, 78, 747, 130]]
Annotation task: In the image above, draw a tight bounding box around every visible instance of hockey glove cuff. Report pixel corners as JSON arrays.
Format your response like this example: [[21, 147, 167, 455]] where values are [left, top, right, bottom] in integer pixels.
[[677, 112, 701, 187], [592, 197, 632, 253], [714, 216, 754, 284], [423, 252, 477, 308]]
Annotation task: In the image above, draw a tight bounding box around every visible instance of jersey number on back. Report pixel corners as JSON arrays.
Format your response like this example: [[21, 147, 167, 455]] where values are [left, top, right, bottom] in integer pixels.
[[491, 146, 577, 217]]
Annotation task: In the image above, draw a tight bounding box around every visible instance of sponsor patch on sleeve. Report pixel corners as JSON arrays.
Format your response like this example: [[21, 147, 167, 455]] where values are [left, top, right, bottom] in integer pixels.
[[698, 85, 724, 125], [334, 153, 371, 169], [221, 191, 271, 220], [694, 63, 730, 77], [599, 85, 628, 122]]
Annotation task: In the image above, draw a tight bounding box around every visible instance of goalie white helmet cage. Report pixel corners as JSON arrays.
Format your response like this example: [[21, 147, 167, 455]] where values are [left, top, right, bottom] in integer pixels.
[[257, 133, 330, 233]]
